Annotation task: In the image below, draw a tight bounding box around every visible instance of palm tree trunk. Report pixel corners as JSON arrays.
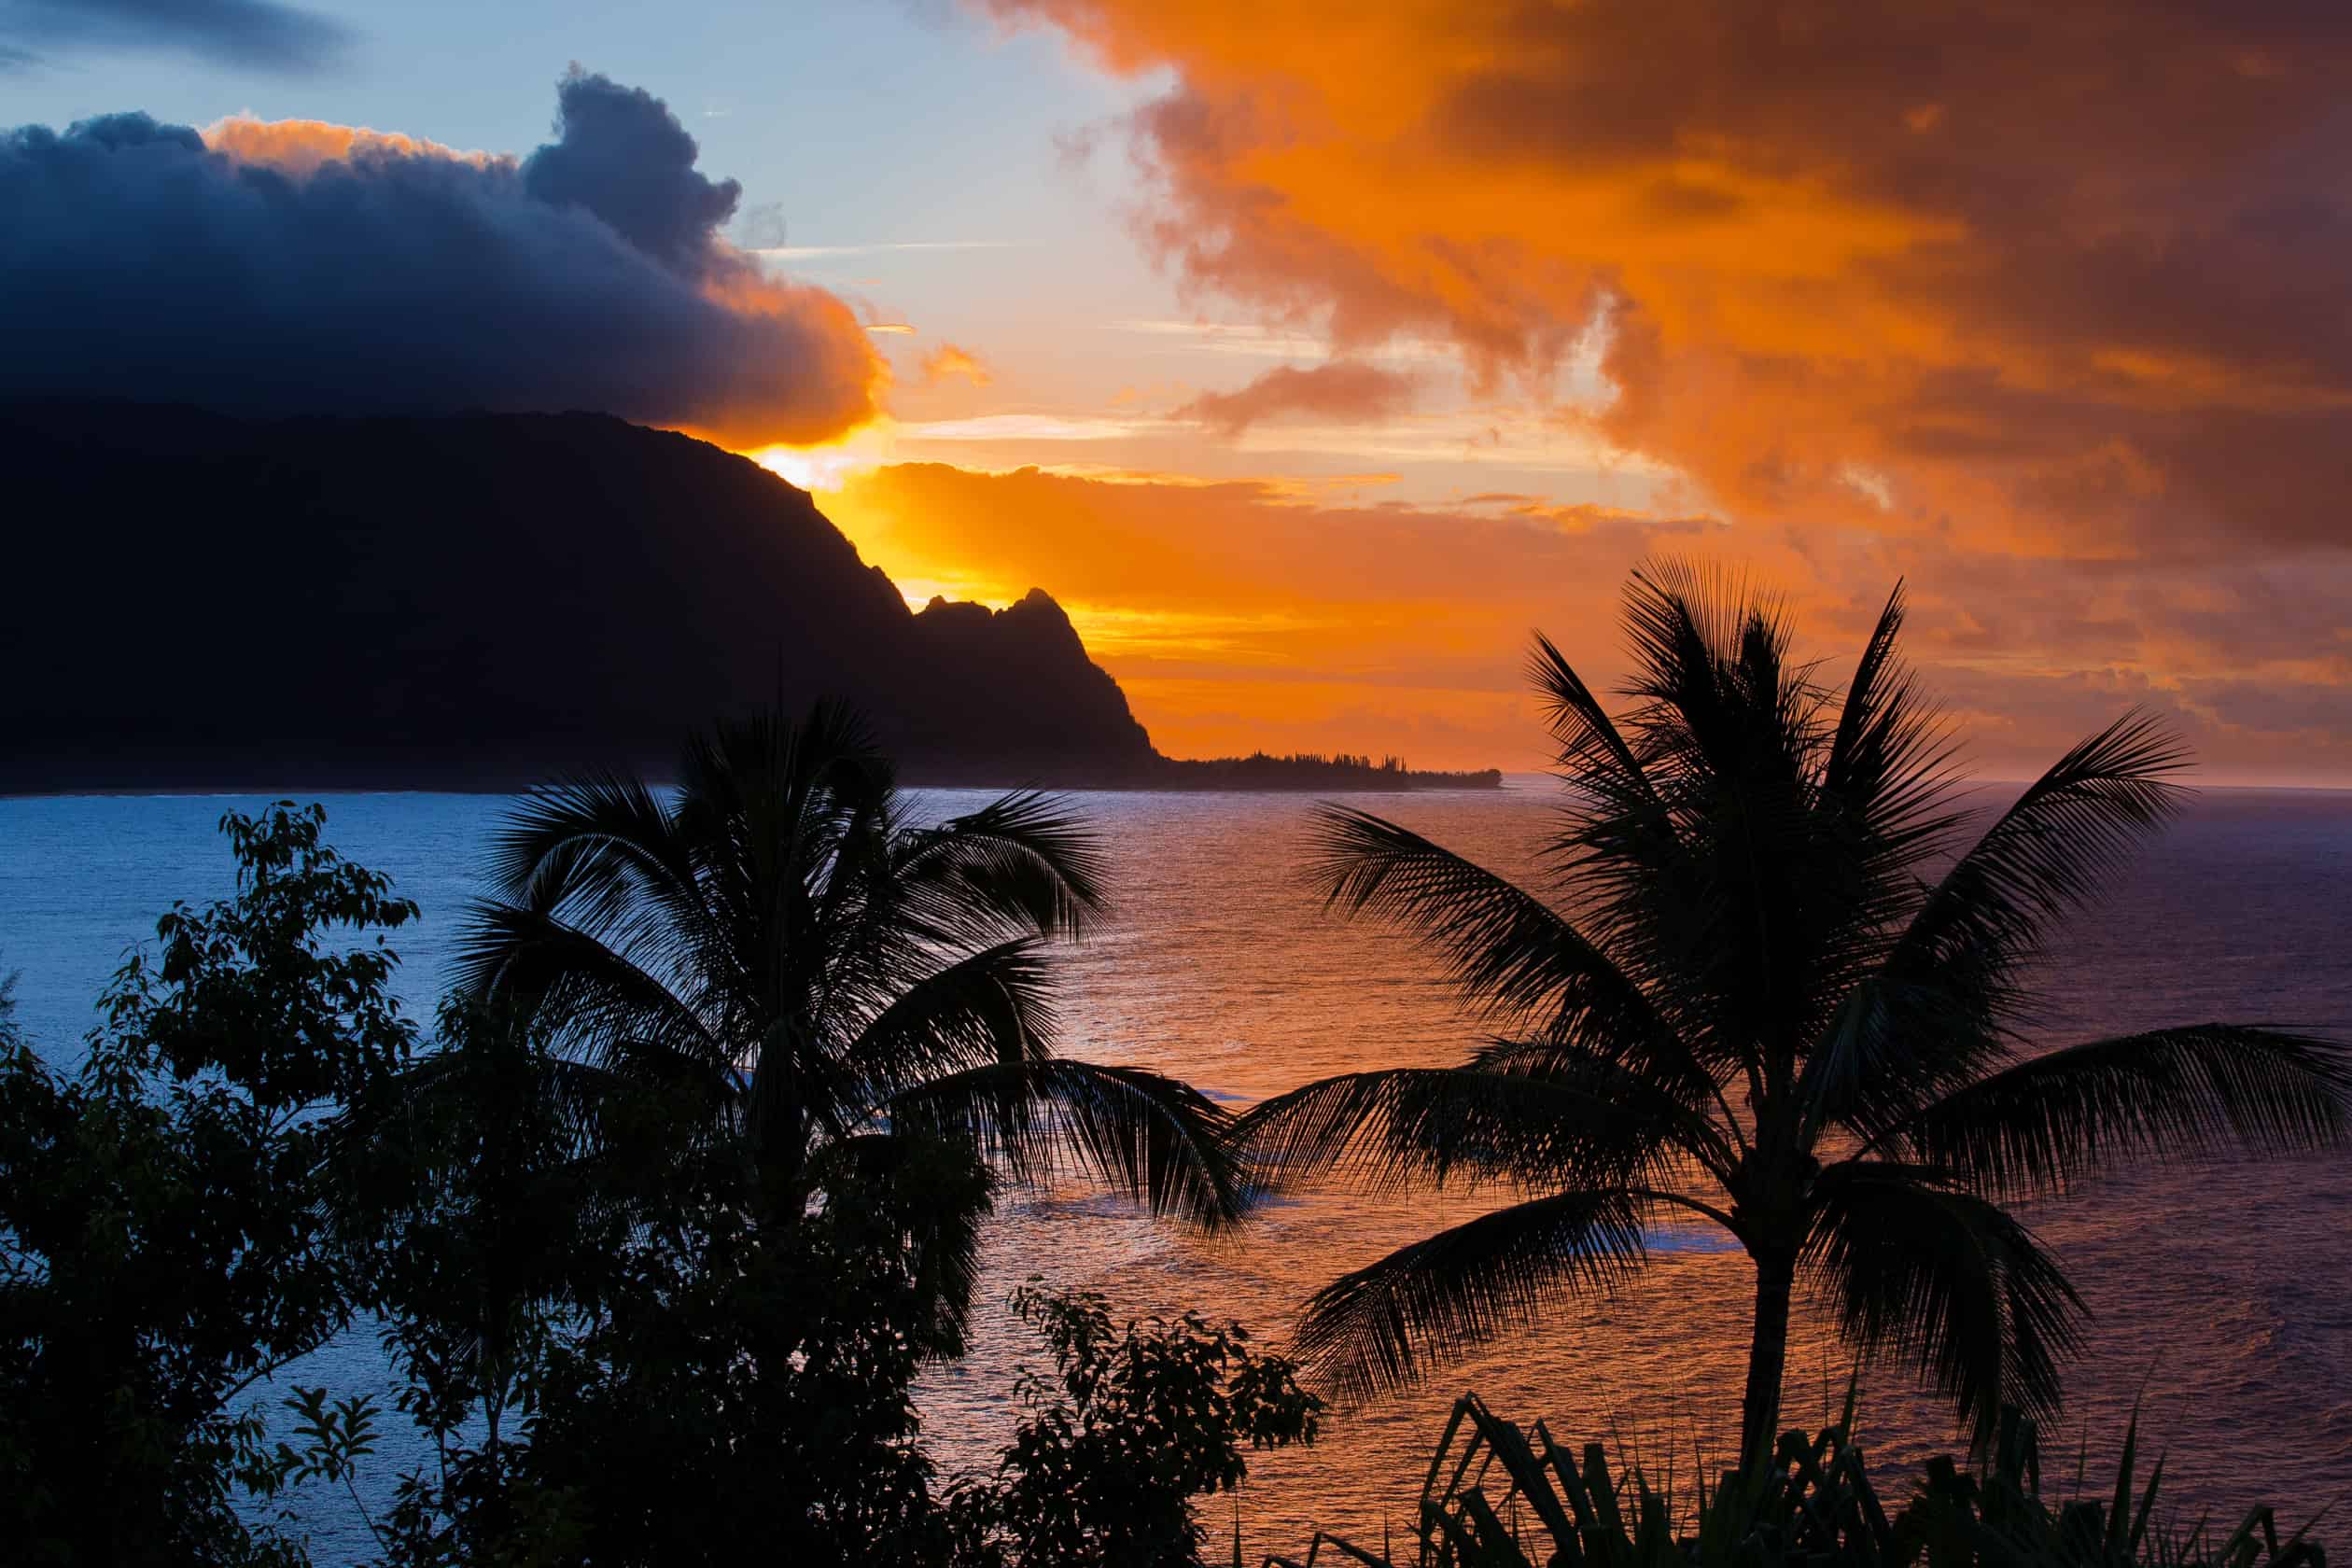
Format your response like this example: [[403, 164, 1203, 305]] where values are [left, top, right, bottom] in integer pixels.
[[1739, 1249, 1796, 1473]]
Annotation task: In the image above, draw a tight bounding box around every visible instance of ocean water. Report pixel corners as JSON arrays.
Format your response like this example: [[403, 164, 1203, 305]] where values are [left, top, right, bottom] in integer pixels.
[[3, 783, 2347, 1561]]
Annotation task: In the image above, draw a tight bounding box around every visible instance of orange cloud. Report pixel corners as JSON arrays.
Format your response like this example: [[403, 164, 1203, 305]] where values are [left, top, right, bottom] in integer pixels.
[[202, 116, 501, 177], [1176, 359, 1421, 434], [989, 1, 2352, 566], [921, 343, 995, 385]]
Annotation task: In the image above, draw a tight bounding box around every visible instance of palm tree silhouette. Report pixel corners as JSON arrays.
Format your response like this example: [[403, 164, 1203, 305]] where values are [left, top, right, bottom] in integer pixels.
[[1238, 565, 2349, 1471], [455, 702, 1245, 1346]]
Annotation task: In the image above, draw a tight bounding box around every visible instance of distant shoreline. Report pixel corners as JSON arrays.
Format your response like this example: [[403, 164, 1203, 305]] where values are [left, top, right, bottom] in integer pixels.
[[16, 773, 2351, 800], [0, 759, 1509, 799]]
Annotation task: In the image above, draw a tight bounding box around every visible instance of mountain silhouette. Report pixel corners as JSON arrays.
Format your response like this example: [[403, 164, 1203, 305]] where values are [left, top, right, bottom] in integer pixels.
[[1, 401, 1494, 792], [2, 401, 1155, 790]]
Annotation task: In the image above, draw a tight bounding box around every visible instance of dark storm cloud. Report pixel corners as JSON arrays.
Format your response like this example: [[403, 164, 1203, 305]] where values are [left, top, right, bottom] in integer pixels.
[[522, 73, 740, 279], [0, 0, 351, 73], [0, 71, 879, 446]]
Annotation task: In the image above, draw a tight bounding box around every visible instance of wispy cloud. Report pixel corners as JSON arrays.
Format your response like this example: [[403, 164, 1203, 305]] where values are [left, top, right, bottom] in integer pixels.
[[1212, 408, 1668, 476], [1178, 360, 1421, 435], [1, 0, 351, 73], [1109, 318, 1453, 364], [880, 399, 1665, 479], [753, 240, 1022, 260], [898, 413, 1165, 441]]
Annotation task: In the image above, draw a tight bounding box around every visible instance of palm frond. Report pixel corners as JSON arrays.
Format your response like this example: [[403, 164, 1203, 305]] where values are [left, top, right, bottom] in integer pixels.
[[483, 774, 733, 975], [884, 1058, 1248, 1229], [1819, 581, 1959, 839], [454, 901, 724, 1075], [1814, 581, 1967, 926], [1236, 1065, 1724, 1198], [693, 698, 888, 836], [1887, 1025, 2352, 1198], [839, 939, 1061, 1106], [488, 772, 668, 902], [1294, 1189, 1649, 1406], [1469, 1035, 1745, 1169], [679, 699, 890, 932], [1527, 630, 1659, 814], [1617, 558, 1810, 779], [1793, 973, 2013, 1145], [1805, 1162, 2084, 1438], [895, 790, 1109, 944], [1309, 807, 1666, 1043], [1887, 712, 2190, 1031]]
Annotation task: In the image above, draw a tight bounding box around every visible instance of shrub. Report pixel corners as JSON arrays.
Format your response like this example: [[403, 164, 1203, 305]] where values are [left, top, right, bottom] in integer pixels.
[[1268, 1395, 2327, 1568], [0, 805, 419, 1565], [948, 1283, 1324, 1567]]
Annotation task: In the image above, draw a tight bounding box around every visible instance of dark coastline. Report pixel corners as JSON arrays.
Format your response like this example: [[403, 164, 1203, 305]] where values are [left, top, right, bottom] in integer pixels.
[[0, 757, 1506, 798]]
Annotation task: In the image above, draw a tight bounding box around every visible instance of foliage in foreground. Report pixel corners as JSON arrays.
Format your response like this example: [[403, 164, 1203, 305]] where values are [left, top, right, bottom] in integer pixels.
[[261, 1280, 1322, 1568], [453, 701, 1250, 1347], [1270, 1394, 2327, 1568], [0, 805, 419, 1566], [947, 1283, 1323, 1567], [355, 1030, 978, 1566], [0, 795, 1309, 1566]]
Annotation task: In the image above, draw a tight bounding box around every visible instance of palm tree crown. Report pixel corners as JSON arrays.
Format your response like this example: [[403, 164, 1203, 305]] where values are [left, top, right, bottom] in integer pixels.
[[1238, 565, 2349, 1470], [457, 703, 1246, 1344]]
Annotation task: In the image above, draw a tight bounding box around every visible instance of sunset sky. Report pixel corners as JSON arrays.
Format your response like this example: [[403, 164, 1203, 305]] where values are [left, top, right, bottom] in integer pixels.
[[10, 0, 2351, 782]]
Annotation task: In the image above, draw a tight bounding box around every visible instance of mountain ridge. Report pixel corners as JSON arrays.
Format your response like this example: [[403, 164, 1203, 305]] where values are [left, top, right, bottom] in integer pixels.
[[0, 401, 1497, 794]]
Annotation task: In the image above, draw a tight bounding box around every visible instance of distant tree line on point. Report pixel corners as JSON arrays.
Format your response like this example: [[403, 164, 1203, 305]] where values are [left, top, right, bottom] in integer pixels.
[[1160, 750, 1504, 791]]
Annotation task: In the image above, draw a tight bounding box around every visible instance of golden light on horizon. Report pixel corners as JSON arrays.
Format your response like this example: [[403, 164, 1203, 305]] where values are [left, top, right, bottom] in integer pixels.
[[747, 420, 900, 493]]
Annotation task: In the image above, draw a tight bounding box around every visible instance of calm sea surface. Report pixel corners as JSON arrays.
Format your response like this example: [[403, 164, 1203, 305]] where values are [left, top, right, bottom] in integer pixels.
[[3, 783, 2347, 1561]]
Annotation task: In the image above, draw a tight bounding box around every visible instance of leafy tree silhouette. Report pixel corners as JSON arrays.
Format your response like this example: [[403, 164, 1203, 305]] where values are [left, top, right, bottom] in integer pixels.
[[455, 701, 1247, 1349]]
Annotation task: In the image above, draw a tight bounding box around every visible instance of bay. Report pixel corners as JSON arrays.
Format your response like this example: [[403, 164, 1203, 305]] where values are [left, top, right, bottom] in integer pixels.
[[4, 783, 2346, 1561]]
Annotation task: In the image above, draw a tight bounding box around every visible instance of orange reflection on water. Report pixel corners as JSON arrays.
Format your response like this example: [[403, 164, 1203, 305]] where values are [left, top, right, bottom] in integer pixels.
[[913, 784, 2352, 1558]]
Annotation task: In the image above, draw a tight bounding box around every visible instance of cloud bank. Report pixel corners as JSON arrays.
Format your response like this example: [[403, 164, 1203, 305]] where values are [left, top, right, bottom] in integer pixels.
[[0, 70, 881, 446], [994, 1, 2352, 561], [971, 0, 2352, 780]]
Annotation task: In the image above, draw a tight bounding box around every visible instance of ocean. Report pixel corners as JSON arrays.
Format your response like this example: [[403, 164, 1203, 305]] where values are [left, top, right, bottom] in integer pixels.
[[4, 782, 2347, 1561]]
